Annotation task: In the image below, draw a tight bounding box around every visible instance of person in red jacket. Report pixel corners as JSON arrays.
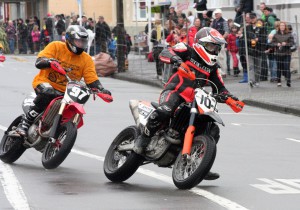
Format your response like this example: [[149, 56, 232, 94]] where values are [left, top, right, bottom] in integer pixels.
[[226, 25, 240, 76], [188, 18, 201, 46]]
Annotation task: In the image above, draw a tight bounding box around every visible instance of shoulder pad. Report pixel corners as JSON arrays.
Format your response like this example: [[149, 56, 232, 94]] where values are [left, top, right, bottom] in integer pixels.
[[172, 42, 188, 52]]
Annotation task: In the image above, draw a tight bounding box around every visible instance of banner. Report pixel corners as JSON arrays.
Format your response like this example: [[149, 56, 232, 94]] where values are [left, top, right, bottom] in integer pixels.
[[176, 0, 190, 11]]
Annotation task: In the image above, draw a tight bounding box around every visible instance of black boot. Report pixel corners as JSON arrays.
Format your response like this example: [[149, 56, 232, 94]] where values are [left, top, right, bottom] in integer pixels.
[[16, 108, 40, 136], [16, 115, 33, 137], [133, 134, 151, 154], [204, 171, 220, 180]]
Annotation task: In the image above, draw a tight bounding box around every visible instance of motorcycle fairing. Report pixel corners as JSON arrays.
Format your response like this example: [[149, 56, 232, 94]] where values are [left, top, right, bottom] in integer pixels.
[[195, 88, 224, 126], [62, 102, 85, 128], [136, 101, 155, 126]]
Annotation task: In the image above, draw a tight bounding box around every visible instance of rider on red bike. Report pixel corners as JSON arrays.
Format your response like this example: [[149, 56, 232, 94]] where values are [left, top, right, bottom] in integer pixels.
[[133, 27, 238, 180], [16, 25, 111, 136]]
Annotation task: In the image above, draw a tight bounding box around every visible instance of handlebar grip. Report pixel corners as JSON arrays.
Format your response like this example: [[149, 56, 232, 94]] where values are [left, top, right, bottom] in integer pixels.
[[225, 97, 244, 113], [97, 93, 113, 103]]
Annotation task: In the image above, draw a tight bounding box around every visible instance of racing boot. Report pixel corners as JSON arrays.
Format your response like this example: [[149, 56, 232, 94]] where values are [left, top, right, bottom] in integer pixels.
[[16, 107, 40, 137], [133, 111, 162, 154], [204, 171, 220, 180]]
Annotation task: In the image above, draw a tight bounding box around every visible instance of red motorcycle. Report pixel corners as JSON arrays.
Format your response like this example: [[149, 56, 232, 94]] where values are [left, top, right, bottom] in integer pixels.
[[0, 66, 112, 169]]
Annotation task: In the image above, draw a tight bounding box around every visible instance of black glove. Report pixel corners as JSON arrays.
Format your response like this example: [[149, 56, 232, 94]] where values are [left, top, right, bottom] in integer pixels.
[[99, 87, 111, 96], [170, 55, 183, 66], [215, 91, 238, 103], [88, 80, 111, 95]]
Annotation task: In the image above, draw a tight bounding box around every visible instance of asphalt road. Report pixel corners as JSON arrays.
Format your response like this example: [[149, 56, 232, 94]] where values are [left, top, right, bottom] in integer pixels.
[[0, 56, 300, 210]]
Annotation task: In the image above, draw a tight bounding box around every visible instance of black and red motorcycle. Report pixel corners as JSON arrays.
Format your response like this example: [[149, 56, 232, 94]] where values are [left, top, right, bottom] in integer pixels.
[[0, 67, 112, 169], [104, 64, 244, 189]]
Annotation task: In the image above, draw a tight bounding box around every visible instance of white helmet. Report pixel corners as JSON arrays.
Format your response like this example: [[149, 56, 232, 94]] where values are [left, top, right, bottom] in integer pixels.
[[193, 27, 226, 66]]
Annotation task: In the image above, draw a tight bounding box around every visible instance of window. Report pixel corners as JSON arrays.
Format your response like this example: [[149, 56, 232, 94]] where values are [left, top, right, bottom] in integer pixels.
[[134, 0, 154, 21]]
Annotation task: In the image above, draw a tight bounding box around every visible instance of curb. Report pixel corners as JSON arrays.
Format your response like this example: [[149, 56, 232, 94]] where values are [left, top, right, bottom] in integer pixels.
[[111, 73, 163, 88], [111, 73, 300, 117]]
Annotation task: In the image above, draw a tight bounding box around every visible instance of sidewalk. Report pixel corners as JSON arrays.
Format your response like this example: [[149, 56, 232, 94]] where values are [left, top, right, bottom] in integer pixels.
[[112, 54, 300, 117]]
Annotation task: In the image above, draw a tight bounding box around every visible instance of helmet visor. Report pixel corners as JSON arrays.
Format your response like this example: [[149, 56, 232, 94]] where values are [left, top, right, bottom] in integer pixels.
[[74, 38, 88, 49], [200, 42, 222, 55]]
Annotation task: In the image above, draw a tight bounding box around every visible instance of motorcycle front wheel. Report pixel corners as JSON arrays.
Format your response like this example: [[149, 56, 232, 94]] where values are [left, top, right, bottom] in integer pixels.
[[42, 121, 77, 169], [0, 115, 26, 163], [104, 125, 144, 182], [172, 135, 216, 189]]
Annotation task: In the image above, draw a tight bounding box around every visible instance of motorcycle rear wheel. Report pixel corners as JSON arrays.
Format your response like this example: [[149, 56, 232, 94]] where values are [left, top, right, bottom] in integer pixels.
[[42, 121, 77, 169], [172, 135, 216, 189], [0, 115, 26, 163], [104, 125, 144, 182]]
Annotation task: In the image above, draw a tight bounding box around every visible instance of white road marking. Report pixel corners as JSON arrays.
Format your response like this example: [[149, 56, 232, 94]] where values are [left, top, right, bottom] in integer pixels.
[[231, 123, 241, 126], [0, 162, 30, 210], [251, 178, 300, 194], [72, 148, 249, 210], [0, 124, 30, 210], [228, 123, 300, 127], [286, 138, 300, 143]]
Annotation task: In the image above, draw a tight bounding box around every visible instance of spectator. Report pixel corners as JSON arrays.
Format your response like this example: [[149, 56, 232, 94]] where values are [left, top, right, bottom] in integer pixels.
[[227, 25, 240, 76], [45, 13, 54, 41], [176, 10, 187, 20], [257, 19, 269, 81], [236, 27, 248, 83], [150, 19, 169, 45], [125, 32, 132, 57], [201, 10, 212, 27], [272, 21, 294, 87], [234, 0, 253, 25], [5, 20, 16, 54], [17, 18, 28, 54], [193, 0, 207, 21], [55, 15, 66, 41], [95, 16, 111, 54], [187, 11, 195, 27], [34, 16, 41, 30], [263, 7, 278, 34], [211, 9, 229, 38], [31, 25, 40, 54], [144, 21, 154, 35], [246, 13, 267, 87], [166, 6, 178, 24], [211, 8, 229, 75], [166, 30, 180, 47], [85, 18, 95, 31], [40, 25, 51, 49], [81, 15, 88, 28], [259, 2, 267, 22], [27, 18, 36, 54], [70, 15, 79, 25], [108, 33, 117, 60], [188, 18, 201, 46], [266, 21, 280, 83]]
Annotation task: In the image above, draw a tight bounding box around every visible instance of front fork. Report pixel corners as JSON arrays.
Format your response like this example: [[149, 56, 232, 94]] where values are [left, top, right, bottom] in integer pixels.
[[182, 100, 197, 157], [49, 102, 65, 143]]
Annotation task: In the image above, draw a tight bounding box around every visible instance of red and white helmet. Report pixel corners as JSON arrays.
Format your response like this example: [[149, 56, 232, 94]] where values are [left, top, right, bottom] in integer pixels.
[[193, 27, 226, 66]]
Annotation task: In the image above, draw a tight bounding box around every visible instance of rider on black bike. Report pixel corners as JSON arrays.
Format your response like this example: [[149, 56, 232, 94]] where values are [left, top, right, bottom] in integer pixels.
[[133, 27, 238, 180], [16, 25, 111, 136]]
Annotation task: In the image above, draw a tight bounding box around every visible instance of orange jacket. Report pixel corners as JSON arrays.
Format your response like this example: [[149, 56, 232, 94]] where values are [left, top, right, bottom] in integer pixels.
[[33, 41, 98, 92]]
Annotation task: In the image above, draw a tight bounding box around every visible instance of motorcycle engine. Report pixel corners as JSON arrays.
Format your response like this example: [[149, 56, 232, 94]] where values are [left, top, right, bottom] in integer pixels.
[[27, 124, 47, 152], [27, 124, 40, 144], [145, 133, 170, 160]]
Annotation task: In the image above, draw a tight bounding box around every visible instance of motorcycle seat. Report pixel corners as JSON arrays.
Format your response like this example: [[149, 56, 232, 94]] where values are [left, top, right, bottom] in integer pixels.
[[151, 102, 159, 109]]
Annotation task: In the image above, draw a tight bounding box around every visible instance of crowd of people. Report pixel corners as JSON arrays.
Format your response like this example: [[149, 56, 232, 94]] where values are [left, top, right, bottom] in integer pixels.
[[148, 1, 298, 88], [0, 13, 132, 60]]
